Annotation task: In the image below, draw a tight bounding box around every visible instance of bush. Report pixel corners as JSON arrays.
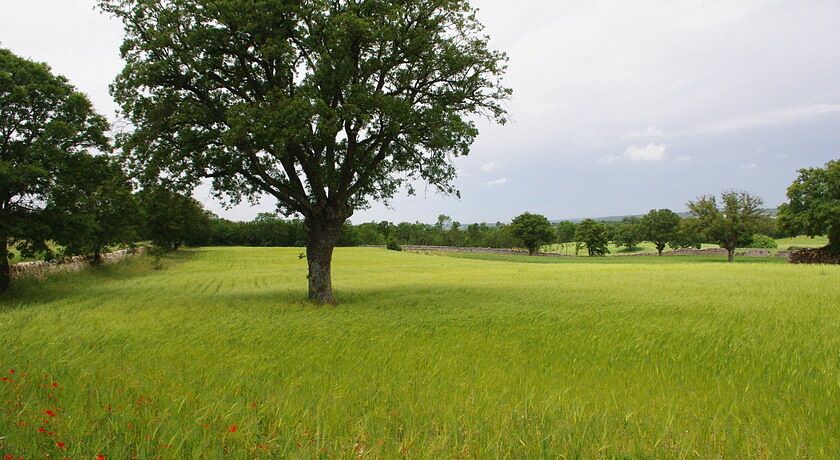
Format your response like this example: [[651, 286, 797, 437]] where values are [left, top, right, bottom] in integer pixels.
[[386, 239, 402, 251], [746, 234, 778, 249]]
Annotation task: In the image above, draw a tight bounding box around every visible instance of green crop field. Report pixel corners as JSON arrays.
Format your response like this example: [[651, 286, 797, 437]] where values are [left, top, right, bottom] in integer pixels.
[[1, 247, 839, 458]]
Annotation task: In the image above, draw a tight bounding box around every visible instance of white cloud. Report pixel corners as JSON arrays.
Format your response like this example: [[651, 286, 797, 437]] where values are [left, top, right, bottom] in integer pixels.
[[601, 143, 669, 163], [622, 126, 664, 139], [674, 155, 692, 163], [480, 161, 500, 172], [484, 178, 509, 186]]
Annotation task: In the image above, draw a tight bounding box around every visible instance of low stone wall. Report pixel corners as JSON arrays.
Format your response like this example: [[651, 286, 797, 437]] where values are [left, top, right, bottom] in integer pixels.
[[389, 245, 789, 259], [10, 247, 146, 279], [391, 245, 572, 257]]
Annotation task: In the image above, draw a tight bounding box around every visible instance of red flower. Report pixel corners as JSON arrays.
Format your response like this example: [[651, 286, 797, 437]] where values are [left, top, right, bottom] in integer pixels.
[[5, 454, 15, 460], [45, 409, 57, 417], [228, 424, 238, 433], [56, 441, 66, 449], [8, 369, 14, 374], [97, 455, 106, 460], [38, 427, 47, 433], [51, 382, 59, 388], [1, 377, 7, 382]]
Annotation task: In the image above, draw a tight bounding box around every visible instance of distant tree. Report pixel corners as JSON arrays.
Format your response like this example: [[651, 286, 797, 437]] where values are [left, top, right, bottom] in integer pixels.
[[575, 219, 610, 256], [47, 155, 143, 264], [555, 220, 577, 254], [778, 159, 839, 255], [0, 49, 110, 293], [100, 0, 510, 304], [612, 218, 642, 251], [687, 191, 765, 262], [671, 218, 704, 250], [510, 212, 555, 255], [140, 188, 211, 251], [639, 209, 682, 256]]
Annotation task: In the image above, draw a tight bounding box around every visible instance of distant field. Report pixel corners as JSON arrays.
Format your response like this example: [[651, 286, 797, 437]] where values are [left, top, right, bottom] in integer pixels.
[[775, 235, 829, 249], [1, 247, 839, 458]]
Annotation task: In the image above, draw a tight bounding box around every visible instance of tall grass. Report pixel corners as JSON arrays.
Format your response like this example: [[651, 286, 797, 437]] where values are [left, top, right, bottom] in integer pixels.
[[1, 247, 838, 458]]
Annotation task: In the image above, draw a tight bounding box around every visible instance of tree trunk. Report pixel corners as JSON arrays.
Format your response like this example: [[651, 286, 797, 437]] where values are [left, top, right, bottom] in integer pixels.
[[305, 219, 342, 304], [92, 249, 102, 266], [828, 225, 840, 256], [0, 237, 9, 293], [727, 247, 735, 262]]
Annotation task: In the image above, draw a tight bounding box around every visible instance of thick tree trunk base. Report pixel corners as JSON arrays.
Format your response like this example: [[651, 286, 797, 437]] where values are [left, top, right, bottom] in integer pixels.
[[306, 220, 342, 305], [0, 238, 9, 293], [727, 249, 735, 262]]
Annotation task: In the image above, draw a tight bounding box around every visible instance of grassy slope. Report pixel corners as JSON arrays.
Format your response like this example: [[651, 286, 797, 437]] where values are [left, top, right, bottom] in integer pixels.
[[1, 247, 839, 458]]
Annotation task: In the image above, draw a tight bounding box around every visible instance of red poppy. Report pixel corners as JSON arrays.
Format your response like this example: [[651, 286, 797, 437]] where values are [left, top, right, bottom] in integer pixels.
[[228, 424, 238, 433], [51, 382, 59, 388], [38, 427, 47, 433], [56, 441, 66, 449], [8, 369, 14, 374], [5, 454, 14, 460], [44, 410, 57, 417], [97, 455, 106, 460], [1, 377, 7, 382]]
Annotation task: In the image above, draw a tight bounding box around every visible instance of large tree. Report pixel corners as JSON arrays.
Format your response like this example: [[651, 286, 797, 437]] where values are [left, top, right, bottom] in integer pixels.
[[778, 159, 839, 255], [639, 209, 681, 256], [510, 212, 554, 255], [0, 49, 110, 292], [687, 191, 765, 262], [101, 0, 510, 303]]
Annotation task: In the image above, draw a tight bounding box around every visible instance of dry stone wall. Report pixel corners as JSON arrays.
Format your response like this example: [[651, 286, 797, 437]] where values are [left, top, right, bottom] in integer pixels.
[[390, 245, 790, 259], [10, 247, 146, 279]]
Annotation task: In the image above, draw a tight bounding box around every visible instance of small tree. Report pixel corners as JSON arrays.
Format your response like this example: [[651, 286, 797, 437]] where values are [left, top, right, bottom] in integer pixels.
[[555, 220, 577, 254], [639, 209, 682, 256], [778, 159, 839, 255], [687, 191, 765, 262], [0, 49, 110, 292], [575, 219, 610, 256], [510, 212, 555, 255], [140, 188, 211, 251], [612, 218, 641, 251]]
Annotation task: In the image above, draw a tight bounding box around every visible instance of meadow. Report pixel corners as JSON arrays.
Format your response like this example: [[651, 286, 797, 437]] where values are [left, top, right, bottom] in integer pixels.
[[1, 247, 839, 458]]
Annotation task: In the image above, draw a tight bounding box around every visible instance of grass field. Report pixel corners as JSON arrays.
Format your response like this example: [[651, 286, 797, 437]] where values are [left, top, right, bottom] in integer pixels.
[[1, 247, 839, 458]]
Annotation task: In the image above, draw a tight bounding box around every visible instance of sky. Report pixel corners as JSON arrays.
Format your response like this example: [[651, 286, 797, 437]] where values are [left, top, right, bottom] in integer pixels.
[[2, 0, 838, 223]]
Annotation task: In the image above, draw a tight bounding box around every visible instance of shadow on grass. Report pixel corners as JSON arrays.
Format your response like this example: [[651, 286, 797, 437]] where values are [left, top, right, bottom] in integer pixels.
[[0, 250, 198, 311]]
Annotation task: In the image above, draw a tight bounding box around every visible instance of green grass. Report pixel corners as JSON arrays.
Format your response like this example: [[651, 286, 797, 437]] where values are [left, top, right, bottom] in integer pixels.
[[775, 235, 829, 249], [1, 247, 839, 458]]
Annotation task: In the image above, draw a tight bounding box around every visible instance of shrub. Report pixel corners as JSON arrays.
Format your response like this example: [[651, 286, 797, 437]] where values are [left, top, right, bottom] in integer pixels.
[[386, 239, 402, 251], [746, 234, 778, 249]]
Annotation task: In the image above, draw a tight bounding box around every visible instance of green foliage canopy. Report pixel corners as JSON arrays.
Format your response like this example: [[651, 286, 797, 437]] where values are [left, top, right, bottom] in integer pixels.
[[778, 159, 839, 255]]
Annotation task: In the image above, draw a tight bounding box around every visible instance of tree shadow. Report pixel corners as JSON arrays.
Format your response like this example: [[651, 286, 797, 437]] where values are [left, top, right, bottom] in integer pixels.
[[0, 250, 197, 311]]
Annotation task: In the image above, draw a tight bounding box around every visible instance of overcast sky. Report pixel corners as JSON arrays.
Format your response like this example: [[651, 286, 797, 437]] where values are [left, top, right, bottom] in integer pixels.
[[2, 0, 838, 223]]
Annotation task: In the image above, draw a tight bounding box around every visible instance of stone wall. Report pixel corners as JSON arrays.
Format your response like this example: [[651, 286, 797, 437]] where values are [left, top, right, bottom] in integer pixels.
[[10, 247, 146, 279], [389, 245, 790, 259]]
